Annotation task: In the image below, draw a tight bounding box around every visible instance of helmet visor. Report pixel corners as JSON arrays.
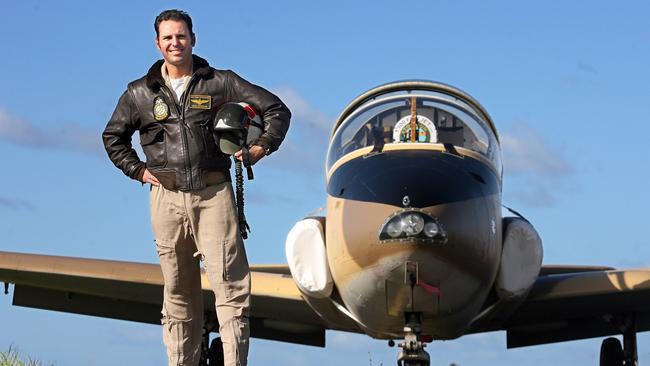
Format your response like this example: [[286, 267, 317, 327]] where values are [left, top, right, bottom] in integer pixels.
[[219, 131, 245, 155]]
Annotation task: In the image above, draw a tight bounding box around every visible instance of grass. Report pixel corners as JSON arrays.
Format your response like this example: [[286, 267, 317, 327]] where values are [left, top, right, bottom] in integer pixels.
[[0, 346, 52, 366]]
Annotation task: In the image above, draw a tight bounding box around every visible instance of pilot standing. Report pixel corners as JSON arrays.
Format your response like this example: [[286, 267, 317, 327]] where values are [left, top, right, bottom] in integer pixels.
[[102, 9, 291, 366]]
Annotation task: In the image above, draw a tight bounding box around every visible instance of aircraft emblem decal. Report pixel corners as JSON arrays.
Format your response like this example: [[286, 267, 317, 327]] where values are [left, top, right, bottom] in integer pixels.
[[393, 115, 437, 143]]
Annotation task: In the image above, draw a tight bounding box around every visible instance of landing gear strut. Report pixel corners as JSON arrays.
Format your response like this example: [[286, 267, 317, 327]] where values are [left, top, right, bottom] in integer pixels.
[[600, 314, 637, 366], [397, 312, 430, 366], [397, 261, 430, 366]]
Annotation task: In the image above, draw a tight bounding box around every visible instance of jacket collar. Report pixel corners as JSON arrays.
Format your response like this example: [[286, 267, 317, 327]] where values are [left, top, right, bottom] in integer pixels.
[[146, 54, 211, 90]]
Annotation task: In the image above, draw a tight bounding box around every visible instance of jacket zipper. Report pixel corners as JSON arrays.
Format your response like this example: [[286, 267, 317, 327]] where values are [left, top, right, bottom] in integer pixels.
[[161, 80, 196, 190], [180, 77, 198, 190]]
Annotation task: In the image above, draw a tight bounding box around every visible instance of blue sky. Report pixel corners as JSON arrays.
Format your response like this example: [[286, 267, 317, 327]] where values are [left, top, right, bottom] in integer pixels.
[[1, 0, 649, 365]]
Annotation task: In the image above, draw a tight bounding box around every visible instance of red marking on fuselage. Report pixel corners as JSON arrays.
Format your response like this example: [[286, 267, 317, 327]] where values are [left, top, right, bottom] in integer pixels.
[[417, 280, 442, 298]]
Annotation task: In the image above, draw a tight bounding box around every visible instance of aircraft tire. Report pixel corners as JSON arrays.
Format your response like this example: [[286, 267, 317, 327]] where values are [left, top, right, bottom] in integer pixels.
[[208, 337, 225, 366], [600, 337, 623, 366]]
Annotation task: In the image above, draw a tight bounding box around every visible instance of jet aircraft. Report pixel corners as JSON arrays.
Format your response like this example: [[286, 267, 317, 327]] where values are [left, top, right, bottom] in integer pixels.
[[2, 80, 650, 366]]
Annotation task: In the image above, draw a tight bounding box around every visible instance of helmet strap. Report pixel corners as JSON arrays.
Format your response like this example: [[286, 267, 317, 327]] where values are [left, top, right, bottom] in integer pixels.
[[240, 145, 254, 180]]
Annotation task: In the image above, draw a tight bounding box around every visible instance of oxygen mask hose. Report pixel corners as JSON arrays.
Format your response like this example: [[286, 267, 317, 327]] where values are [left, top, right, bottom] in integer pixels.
[[234, 157, 251, 240]]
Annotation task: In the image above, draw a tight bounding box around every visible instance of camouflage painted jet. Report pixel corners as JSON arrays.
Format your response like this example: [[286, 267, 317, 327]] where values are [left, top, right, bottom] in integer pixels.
[[2, 81, 649, 366]]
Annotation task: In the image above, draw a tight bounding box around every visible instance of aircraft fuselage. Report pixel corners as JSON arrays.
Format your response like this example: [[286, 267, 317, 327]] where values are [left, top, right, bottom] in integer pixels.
[[326, 144, 502, 339]]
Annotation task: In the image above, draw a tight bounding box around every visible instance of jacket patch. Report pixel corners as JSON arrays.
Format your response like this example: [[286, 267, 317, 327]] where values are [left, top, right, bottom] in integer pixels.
[[153, 96, 169, 121], [190, 95, 212, 109]]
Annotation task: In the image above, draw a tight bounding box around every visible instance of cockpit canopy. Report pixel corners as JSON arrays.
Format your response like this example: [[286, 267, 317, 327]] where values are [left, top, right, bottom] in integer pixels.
[[327, 81, 502, 175]]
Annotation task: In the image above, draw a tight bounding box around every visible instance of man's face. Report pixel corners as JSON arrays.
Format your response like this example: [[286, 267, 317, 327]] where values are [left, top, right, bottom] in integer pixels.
[[155, 20, 194, 67]]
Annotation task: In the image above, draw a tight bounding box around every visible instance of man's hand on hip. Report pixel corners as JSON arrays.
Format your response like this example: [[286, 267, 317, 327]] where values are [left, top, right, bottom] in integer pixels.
[[234, 145, 266, 165], [143, 169, 160, 186]]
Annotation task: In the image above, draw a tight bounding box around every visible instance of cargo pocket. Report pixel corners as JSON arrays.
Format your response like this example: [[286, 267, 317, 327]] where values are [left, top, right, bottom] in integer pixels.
[[220, 237, 250, 303], [220, 238, 237, 300], [140, 126, 166, 167]]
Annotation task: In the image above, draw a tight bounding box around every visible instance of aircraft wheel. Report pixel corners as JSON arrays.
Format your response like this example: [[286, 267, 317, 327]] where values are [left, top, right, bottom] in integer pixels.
[[208, 337, 224, 366], [600, 337, 623, 366]]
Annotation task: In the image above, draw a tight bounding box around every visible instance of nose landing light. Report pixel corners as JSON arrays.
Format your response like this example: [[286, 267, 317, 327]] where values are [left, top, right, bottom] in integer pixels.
[[379, 209, 447, 244]]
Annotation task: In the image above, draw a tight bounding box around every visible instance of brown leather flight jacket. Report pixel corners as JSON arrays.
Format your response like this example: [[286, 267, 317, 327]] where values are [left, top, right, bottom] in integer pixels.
[[103, 55, 291, 191]]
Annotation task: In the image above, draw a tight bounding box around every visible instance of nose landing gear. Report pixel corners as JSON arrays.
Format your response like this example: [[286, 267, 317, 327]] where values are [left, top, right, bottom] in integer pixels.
[[397, 261, 431, 366], [397, 312, 431, 366]]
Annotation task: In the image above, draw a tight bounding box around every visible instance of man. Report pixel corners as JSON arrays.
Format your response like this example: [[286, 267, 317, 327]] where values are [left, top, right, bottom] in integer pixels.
[[102, 9, 291, 366]]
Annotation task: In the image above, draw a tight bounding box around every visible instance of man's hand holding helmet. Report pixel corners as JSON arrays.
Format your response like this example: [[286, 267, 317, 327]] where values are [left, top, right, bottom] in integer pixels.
[[234, 145, 266, 165], [213, 102, 267, 165]]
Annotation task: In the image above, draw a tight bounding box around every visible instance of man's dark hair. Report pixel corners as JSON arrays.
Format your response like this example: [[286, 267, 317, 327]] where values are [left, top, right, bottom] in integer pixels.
[[154, 9, 194, 37]]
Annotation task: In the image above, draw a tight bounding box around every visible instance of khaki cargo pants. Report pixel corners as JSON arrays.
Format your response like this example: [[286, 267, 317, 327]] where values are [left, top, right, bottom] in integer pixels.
[[150, 182, 250, 366]]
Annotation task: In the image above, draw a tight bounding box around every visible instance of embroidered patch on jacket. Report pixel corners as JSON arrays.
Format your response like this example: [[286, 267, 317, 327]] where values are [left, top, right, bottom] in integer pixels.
[[153, 96, 169, 121], [189, 95, 212, 109]]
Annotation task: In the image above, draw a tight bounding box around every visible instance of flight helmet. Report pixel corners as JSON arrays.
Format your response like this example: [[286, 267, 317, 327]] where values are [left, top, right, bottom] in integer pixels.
[[213, 102, 263, 154]]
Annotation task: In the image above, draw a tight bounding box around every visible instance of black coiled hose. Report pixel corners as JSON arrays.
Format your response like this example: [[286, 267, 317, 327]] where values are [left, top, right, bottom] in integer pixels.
[[234, 158, 251, 240]]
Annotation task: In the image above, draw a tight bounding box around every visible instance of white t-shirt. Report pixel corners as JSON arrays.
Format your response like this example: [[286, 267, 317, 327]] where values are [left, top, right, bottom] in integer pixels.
[[170, 76, 191, 101]]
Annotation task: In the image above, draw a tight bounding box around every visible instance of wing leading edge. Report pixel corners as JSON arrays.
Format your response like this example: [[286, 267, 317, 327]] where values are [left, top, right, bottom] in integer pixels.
[[0, 251, 358, 347]]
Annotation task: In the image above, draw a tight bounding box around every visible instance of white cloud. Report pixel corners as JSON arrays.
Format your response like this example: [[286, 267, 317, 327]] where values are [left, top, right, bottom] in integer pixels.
[[273, 87, 332, 134], [0, 108, 104, 156], [58, 123, 105, 156], [501, 121, 571, 177], [0, 109, 50, 147], [506, 181, 559, 208], [501, 121, 574, 208], [577, 62, 599, 75], [264, 88, 333, 174], [0, 197, 36, 211]]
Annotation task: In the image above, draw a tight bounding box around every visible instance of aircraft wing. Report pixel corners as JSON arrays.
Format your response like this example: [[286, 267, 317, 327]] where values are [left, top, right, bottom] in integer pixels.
[[476, 267, 650, 347], [0, 251, 360, 347]]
